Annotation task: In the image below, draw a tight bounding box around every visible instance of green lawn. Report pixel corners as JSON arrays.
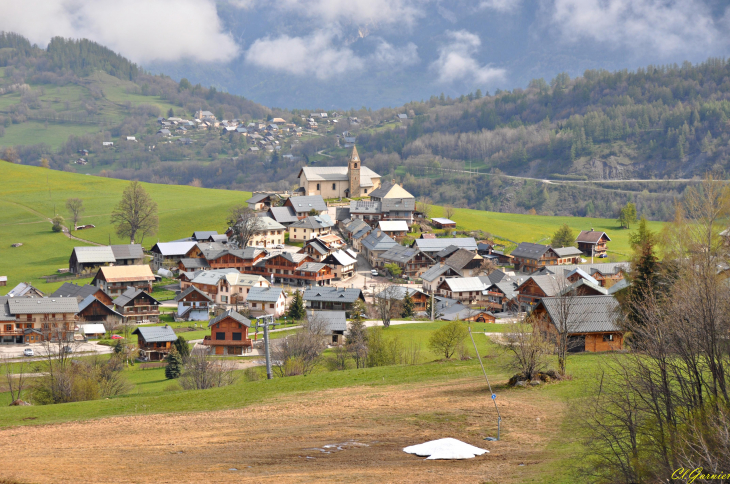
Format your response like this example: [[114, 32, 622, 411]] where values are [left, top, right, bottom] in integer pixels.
[[0, 121, 103, 149]]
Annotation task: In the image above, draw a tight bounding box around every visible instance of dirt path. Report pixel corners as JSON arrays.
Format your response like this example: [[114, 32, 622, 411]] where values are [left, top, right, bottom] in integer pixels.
[[0, 378, 564, 484]]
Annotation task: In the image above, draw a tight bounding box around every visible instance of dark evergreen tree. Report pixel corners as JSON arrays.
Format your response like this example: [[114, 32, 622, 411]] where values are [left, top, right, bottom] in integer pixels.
[[551, 223, 575, 248], [165, 347, 183, 379], [401, 293, 414, 318], [174, 336, 190, 360], [287, 290, 306, 321]]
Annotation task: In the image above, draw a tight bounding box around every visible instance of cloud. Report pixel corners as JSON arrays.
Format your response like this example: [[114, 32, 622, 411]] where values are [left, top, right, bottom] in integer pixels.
[[430, 30, 506, 85], [245, 31, 419, 79], [233, 0, 424, 27], [0, 0, 239, 64], [547, 0, 730, 56], [480, 0, 521, 13]]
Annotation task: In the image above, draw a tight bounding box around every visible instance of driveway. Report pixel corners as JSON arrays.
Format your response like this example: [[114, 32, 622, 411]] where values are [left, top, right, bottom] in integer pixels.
[[0, 340, 115, 361]]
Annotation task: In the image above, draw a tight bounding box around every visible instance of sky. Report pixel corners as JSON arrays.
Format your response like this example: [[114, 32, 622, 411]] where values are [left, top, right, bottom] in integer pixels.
[[1, 0, 729, 108]]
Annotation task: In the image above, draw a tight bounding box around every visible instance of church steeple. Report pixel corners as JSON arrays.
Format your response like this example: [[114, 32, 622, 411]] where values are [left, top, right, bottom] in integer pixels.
[[348, 145, 361, 198]]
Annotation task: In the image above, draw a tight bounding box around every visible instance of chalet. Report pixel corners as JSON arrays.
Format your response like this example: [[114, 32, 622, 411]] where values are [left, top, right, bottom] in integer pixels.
[[76, 294, 123, 326], [411, 238, 478, 258], [174, 286, 213, 321], [361, 230, 398, 266], [512, 243, 555, 273], [191, 231, 218, 242], [51, 283, 113, 305], [321, 249, 357, 280], [203, 310, 253, 355], [309, 310, 347, 345], [178, 257, 211, 272], [267, 206, 299, 226], [432, 218, 456, 229], [557, 278, 609, 297], [553, 246, 583, 264], [300, 239, 332, 262], [111, 244, 145, 266], [349, 184, 416, 226], [374, 286, 429, 313], [532, 295, 624, 352], [92, 265, 155, 297], [303, 287, 364, 315], [284, 195, 328, 220], [0, 296, 78, 344], [248, 217, 286, 248], [247, 287, 286, 317], [6, 283, 44, 298], [576, 229, 611, 256], [113, 287, 160, 323], [378, 220, 409, 240], [444, 249, 484, 277], [477, 241, 494, 256], [538, 262, 629, 288], [421, 262, 461, 293], [288, 216, 332, 242], [252, 252, 334, 286], [484, 280, 519, 312], [132, 326, 177, 361], [297, 146, 381, 197], [516, 274, 564, 311], [0, 276, 6, 287], [436, 277, 488, 303], [376, 245, 433, 278], [188, 270, 269, 305], [246, 193, 276, 211], [150, 241, 197, 270], [195, 110, 216, 121], [440, 305, 496, 323], [68, 246, 116, 274], [195, 246, 266, 272]]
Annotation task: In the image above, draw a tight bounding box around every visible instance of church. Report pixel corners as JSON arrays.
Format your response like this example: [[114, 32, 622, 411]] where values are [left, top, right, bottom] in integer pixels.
[[296, 146, 382, 198]]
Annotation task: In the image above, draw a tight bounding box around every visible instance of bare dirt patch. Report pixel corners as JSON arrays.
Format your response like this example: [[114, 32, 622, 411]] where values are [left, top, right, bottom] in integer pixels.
[[0, 379, 565, 483]]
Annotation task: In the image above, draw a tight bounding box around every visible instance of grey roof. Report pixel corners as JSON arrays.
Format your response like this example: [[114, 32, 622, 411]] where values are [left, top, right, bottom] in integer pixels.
[[208, 310, 251, 328], [553, 246, 583, 257], [435, 245, 461, 259], [191, 269, 240, 285], [179, 258, 210, 270], [303, 287, 363, 303], [539, 262, 630, 277], [287, 195, 327, 213], [175, 286, 213, 303], [441, 277, 488, 292], [152, 241, 197, 256], [291, 216, 328, 230], [335, 207, 351, 221], [413, 238, 477, 253], [480, 269, 507, 285], [344, 218, 369, 235], [511, 242, 552, 260], [576, 230, 612, 244], [192, 231, 218, 241], [7, 297, 79, 314], [209, 234, 228, 243], [310, 311, 347, 333], [421, 263, 452, 282], [247, 287, 284, 302], [374, 286, 426, 300], [607, 278, 630, 294], [246, 193, 271, 204], [110, 244, 144, 260], [73, 246, 116, 264], [268, 206, 299, 224], [78, 294, 122, 317], [113, 287, 160, 307], [324, 250, 357, 266], [350, 200, 381, 214], [520, 274, 565, 297], [298, 262, 327, 273], [485, 281, 518, 300], [432, 218, 456, 225], [0, 297, 15, 321], [558, 279, 609, 296], [445, 249, 479, 270], [256, 217, 286, 231], [379, 245, 425, 264], [381, 198, 415, 213], [362, 232, 397, 253], [440, 305, 493, 321], [537, 295, 621, 333], [299, 166, 379, 188], [566, 268, 599, 286], [304, 239, 329, 256], [50, 283, 101, 300], [6, 283, 42, 298], [132, 325, 177, 343]]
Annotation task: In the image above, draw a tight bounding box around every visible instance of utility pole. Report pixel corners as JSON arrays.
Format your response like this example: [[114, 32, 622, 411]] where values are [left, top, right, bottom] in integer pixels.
[[254, 314, 274, 379], [430, 289, 435, 321]]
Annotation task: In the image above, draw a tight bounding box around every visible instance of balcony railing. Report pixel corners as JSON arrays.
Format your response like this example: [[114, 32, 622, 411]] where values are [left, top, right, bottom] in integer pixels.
[[202, 336, 253, 347]]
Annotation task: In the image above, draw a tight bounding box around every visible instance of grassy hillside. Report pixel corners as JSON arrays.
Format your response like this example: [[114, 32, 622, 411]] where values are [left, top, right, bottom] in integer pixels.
[[0, 162, 250, 293], [1, 162, 661, 295]]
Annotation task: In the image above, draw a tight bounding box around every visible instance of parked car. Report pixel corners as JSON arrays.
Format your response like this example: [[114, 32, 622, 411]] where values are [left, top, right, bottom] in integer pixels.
[[62, 346, 73, 354], [111, 335, 123, 340], [274, 244, 284, 249], [598, 253, 608, 258], [370, 269, 379, 276], [23, 348, 34, 357]]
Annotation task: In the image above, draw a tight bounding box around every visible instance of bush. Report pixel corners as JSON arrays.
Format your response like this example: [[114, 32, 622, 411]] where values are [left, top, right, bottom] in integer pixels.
[[428, 321, 468, 359]]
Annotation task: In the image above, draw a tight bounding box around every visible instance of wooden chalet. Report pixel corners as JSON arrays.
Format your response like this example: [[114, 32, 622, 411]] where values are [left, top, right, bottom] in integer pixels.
[[252, 252, 335, 286], [576, 229, 611, 256], [436, 277, 488, 303], [132, 325, 177, 361], [174, 286, 213, 321], [516, 275, 562, 311], [92, 265, 155, 297], [113, 287, 161, 323], [51, 282, 114, 305], [376, 245, 434, 278], [303, 287, 365, 315], [1, 297, 79, 344], [375, 286, 429, 313], [511, 243, 580, 274], [202, 310, 253, 355], [432, 218, 456, 229], [76, 294, 123, 325], [532, 295, 624, 352]]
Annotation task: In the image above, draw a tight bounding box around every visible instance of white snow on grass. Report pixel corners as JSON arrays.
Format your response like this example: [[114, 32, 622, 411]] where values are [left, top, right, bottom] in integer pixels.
[[403, 438, 489, 460]]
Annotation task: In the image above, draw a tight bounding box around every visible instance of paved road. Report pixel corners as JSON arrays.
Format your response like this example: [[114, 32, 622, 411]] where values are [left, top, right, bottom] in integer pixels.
[[0, 340, 114, 361]]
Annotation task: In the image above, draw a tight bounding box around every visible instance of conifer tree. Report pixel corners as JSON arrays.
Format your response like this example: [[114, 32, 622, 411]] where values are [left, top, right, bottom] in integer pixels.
[[165, 347, 183, 379], [174, 336, 190, 360], [287, 290, 306, 321], [401, 292, 414, 318]]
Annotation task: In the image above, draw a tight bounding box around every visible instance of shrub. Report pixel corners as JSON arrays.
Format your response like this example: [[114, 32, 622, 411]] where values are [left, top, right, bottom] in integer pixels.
[[428, 321, 469, 359]]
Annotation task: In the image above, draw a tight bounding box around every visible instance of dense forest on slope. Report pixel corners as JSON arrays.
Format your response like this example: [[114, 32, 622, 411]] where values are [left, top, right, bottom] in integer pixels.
[[1, 32, 729, 221]]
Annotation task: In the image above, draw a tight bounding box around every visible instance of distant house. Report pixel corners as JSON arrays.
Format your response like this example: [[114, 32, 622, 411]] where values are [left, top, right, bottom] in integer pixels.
[[432, 218, 456, 229], [378, 220, 409, 240], [532, 295, 624, 352], [374, 286, 430, 313], [0, 276, 6, 287], [77, 295, 123, 326], [5, 282, 44, 298], [284, 195, 328, 219], [195, 110, 216, 121], [110, 244, 145, 267], [377, 245, 433, 278], [576, 229, 611, 257], [246, 193, 275, 211], [309, 310, 347, 345], [303, 287, 364, 315], [321, 249, 357, 280], [361, 230, 398, 266], [126, 136, 137, 142], [113, 287, 161, 323], [150, 241, 197, 270], [247, 287, 286, 317], [267, 206, 299, 226], [203, 310, 253, 355], [68, 246, 116, 274], [51, 282, 113, 305], [132, 325, 177, 361], [157, 129, 171, 137], [174, 286, 213, 321], [191, 231, 218, 242], [79, 323, 108, 339], [102, 141, 114, 147], [91, 265, 155, 297], [436, 277, 488, 303], [411, 237, 478, 258], [397, 113, 408, 121], [247, 217, 286, 248], [288, 216, 332, 242]]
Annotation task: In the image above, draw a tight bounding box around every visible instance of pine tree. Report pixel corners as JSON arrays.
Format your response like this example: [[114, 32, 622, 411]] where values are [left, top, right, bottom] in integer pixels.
[[165, 347, 183, 379], [551, 223, 575, 248], [287, 290, 306, 321], [401, 293, 414, 318], [174, 335, 190, 360]]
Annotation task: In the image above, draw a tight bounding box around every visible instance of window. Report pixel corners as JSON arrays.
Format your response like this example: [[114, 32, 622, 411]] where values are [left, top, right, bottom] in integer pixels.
[[221, 296, 228, 303], [232, 332, 242, 341], [4, 324, 11, 332], [603, 334, 614, 342], [364, 189, 367, 193], [354, 163, 357, 168], [332, 183, 336, 190], [269, 303, 275, 309], [216, 332, 226, 341], [251, 303, 257, 307], [316, 183, 320, 190]]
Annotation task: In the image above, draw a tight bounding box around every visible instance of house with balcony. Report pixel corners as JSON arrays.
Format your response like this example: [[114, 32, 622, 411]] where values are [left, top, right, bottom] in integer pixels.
[[247, 287, 286, 317], [436, 277, 489, 303], [288, 216, 332, 242], [77, 294, 123, 325], [92, 265, 156, 297], [303, 287, 364, 315], [376, 245, 433, 278], [174, 286, 213, 321], [0, 296, 79, 344], [150, 241, 197, 270], [576, 229, 611, 257], [202, 310, 253, 355], [321, 249, 357, 280], [113, 287, 161, 324], [132, 325, 177, 361]]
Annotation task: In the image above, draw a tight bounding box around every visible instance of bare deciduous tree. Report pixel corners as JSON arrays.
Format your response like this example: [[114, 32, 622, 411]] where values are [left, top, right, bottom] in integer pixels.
[[373, 283, 402, 328], [1, 355, 29, 403], [477, 257, 498, 276], [272, 312, 328, 377], [503, 318, 552, 381], [180, 347, 238, 390], [65, 198, 84, 230], [443, 205, 455, 220], [226, 204, 263, 248], [110, 181, 158, 244], [416, 197, 432, 219]]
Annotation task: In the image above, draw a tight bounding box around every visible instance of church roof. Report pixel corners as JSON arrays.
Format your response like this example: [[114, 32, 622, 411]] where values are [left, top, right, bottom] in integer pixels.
[[298, 166, 379, 187]]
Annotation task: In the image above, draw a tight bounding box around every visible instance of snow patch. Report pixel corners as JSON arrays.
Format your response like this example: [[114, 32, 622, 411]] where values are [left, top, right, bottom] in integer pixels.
[[403, 438, 489, 460]]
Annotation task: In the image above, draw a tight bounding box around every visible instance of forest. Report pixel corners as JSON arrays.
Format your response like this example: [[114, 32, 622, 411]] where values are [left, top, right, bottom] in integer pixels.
[[2, 32, 730, 220]]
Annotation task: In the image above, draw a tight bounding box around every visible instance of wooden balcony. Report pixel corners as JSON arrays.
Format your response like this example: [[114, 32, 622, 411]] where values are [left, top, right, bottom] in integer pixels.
[[202, 336, 253, 347]]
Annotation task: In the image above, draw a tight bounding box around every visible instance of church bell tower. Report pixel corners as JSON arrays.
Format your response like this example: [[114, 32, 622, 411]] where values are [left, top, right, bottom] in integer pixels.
[[348, 145, 361, 198]]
